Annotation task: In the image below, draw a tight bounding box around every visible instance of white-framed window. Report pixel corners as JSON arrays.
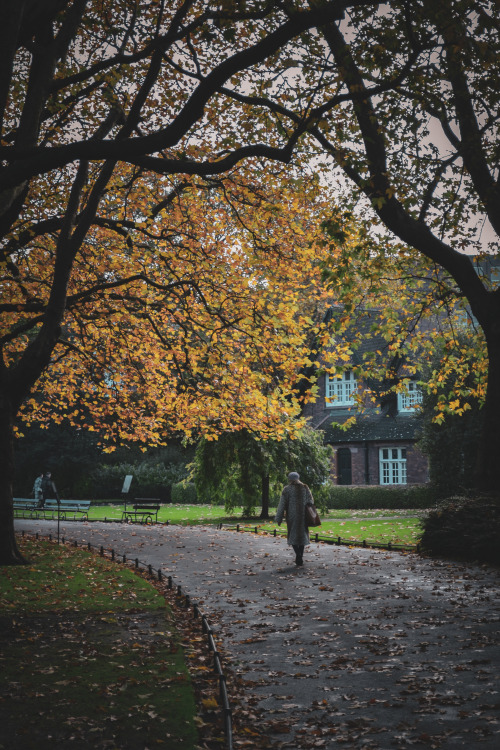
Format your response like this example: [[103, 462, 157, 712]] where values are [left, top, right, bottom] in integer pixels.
[[379, 447, 407, 485], [326, 370, 357, 407], [397, 381, 423, 413]]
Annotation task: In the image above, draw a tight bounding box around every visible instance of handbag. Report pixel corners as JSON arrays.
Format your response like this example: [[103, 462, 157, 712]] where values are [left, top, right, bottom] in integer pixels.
[[305, 503, 321, 527]]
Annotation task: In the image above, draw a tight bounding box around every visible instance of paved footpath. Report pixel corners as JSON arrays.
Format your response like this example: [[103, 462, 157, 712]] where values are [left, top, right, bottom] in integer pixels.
[[15, 519, 500, 750]]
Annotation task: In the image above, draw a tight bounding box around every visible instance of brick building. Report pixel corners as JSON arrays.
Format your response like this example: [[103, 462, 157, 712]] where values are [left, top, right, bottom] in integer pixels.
[[304, 256, 500, 487], [303, 318, 429, 487]]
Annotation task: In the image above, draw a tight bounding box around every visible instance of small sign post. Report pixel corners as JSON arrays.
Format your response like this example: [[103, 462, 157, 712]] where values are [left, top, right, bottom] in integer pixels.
[[121, 475, 133, 512], [121, 475, 133, 494]]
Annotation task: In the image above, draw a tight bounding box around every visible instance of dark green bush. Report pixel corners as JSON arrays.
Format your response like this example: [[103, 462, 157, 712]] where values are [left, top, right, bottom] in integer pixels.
[[14, 425, 100, 498], [81, 461, 187, 501], [14, 423, 194, 500], [419, 497, 500, 565], [416, 334, 482, 496], [171, 482, 198, 504], [320, 484, 439, 511]]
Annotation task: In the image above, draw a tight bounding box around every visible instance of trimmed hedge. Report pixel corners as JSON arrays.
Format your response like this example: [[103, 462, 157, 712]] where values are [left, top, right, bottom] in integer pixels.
[[419, 497, 500, 565], [319, 484, 439, 511]]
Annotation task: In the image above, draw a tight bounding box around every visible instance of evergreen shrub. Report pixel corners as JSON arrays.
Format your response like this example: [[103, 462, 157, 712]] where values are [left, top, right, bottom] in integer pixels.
[[419, 497, 500, 565]]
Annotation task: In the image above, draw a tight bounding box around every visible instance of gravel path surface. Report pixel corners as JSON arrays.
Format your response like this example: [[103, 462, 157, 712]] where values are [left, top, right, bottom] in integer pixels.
[[15, 519, 500, 749]]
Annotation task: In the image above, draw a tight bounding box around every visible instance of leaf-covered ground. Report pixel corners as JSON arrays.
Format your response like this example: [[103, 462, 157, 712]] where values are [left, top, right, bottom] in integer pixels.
[[13, 520, 500, 749], [0, 538, 200, 750]]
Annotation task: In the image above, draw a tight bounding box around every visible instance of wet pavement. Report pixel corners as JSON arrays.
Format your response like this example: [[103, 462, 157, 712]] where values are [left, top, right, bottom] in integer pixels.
[[14, 518, 500, 749]]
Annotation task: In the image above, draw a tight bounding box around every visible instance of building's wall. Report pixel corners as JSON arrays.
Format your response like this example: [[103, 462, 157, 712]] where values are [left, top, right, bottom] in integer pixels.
[[330, 442, 365, 484], [302, 371, 345, 428], [330, 441, 429, 486], [404, 444, 429, 484], [305, 372, 430, 486]]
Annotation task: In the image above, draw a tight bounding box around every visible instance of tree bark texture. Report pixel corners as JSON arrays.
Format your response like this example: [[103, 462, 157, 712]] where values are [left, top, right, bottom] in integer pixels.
[[260, 473, 270, 519], [0, 391, 26, 564], [476, 313, 500, 495]]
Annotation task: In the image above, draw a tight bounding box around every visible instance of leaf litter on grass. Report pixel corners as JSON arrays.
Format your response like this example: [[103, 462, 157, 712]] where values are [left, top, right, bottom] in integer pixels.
[[0, 537, 198, 750]]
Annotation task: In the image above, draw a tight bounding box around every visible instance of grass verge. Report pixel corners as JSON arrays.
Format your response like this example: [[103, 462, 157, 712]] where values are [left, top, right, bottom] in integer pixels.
[[256, 517, 422, 547], [34, 504, 426, 546], [0, 536, 198, 750], [15, 503, 427, 546]]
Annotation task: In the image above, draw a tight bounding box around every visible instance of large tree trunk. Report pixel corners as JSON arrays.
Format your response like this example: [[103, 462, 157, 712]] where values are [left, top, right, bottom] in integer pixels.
[[476, 321, 500, 496], [260, 473, 270, 519], [0, 390, 26, 565]]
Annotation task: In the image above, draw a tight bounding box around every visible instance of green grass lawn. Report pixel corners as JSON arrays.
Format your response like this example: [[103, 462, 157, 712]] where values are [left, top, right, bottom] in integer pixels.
[[81, 504, 425, 547], [257, 517, 422, 546], [89, 503, 236, 524], [18, 502, 426, 546], [0, 537, 198, 750]]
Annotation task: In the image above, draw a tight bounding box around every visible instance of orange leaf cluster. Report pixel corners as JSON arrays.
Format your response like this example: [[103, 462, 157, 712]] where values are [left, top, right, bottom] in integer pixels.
[[4, 164, 336, 446]]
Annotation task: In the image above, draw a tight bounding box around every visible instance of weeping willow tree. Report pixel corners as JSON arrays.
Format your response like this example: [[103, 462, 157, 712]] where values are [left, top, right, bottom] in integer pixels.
[[192, 426, 332, 518]]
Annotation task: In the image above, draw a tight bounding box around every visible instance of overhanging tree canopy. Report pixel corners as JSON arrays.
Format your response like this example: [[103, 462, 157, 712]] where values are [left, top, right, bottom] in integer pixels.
[[1, 0, 359, 563], [9, 167, 333, 443], [233, 0, 499, 490], [1, 0, 499, 564]]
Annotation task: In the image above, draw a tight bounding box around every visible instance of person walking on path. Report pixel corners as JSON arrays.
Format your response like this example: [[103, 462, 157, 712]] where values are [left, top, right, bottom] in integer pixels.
[[275, 471, 314, 566], [33, 472, 44, 508]]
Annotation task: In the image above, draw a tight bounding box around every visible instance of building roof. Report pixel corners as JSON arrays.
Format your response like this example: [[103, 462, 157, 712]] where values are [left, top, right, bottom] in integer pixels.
[[319, 410, 422, 444]]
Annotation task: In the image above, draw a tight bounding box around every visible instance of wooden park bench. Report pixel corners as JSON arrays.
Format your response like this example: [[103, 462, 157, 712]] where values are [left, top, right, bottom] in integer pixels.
[[38, 500, 91, 520], [122, 498, 160, 524]]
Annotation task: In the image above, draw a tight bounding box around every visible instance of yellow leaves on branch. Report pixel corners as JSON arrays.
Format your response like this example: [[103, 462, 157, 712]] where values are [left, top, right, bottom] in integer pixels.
[[318, 228, 488, 420], [5, 164, 338, 445]]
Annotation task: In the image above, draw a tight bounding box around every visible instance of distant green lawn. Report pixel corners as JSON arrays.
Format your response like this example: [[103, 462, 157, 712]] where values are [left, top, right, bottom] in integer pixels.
[[82, 504, 425, 546], [89, 503, 237, 524]]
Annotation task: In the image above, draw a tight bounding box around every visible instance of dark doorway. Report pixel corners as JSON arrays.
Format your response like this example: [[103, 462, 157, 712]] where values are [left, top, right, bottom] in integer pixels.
[[337, 448, 352, 485]]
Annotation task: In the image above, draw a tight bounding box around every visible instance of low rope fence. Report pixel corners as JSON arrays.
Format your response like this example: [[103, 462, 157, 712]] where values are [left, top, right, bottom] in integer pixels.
[[218, 523, 420, 553], [19, 529, 234, 750]]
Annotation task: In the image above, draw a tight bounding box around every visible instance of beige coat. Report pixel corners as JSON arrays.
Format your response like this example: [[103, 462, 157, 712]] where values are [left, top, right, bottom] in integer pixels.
[[275, 480, 314, 546]]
